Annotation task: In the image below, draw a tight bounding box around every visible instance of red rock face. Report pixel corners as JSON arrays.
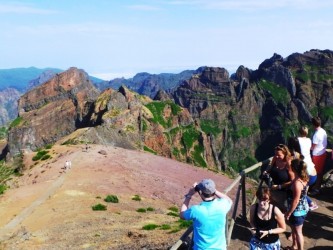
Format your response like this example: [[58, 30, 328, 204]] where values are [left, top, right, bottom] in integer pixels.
[[8, 68, 99, 155]]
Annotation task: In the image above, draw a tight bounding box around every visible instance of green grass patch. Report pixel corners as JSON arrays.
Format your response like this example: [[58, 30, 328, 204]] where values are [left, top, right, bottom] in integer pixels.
[[9, 117, 23, 129], [177, 219, 193, 229], [136, 208, 146, 213], [147, 207, 155, 211], [168, 206, 179, 212], [182, 125, 200, 149], [160, 224, 172, 230], [92, 203, 107, 211], [32, 150, 50, 161], [104, 195, 119, 203], [0, 127, 8, 140], [142, 224, 159, 230], [320, 107, 333, 121], [258, 79, 290, 105], [61, 138, 77, 145], [143, 146, 157, 155], [167, 212, 179, 217], [200, 119, 222, 136], [132, 194, 141, 201], [0, 184, 7, 195], [191, 144, 207, 168], [45, 144, 53, 149], [145, 101, 168, 127]]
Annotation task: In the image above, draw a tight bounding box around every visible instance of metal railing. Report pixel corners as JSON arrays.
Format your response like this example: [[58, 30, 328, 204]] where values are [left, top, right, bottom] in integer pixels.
[[170, 157, 272, 250]]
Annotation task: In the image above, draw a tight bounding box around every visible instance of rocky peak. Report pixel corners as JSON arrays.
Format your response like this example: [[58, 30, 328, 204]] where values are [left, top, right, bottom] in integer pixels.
[[8, 67, 100, 155]]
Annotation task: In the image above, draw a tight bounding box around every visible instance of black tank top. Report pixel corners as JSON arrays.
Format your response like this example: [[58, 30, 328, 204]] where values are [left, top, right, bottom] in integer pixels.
[[270, 164, 289, 185], [254, 204, 279, 243]]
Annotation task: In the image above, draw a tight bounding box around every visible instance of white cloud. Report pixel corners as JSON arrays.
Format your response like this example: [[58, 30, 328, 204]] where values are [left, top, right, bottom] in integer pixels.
[[90, 72, 136, 81], [0, 3, 57, 14], [166, 0, 333, 11]]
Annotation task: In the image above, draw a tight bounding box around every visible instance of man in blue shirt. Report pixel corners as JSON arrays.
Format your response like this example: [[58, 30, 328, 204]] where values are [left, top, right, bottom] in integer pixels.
[[180, 179, 232, 250]]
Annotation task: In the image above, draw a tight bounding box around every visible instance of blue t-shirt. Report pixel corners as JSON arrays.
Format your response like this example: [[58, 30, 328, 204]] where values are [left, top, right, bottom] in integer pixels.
[[183, 198, 232, 250]]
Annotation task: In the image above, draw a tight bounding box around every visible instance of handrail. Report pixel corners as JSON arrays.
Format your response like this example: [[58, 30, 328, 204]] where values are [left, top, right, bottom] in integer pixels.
[[170, 157, 272, 250]]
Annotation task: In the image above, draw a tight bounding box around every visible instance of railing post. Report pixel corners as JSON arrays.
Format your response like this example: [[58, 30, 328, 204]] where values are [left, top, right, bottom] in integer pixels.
[[241, 172, 246, 221]]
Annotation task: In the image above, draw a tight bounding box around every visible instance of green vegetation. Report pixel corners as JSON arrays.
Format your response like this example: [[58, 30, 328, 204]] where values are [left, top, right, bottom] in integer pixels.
[[0, 160, 14, 195], [229, 155, 258, 173], [61, 138, 77, 145], [142, 224, 159, 230], [320, 107, 333, 121], [0, 184, 7, 195], [143, 146, 157, 155], [92, 203, 107, 211], [147, 207, 155, 211], [132, 194, 141, 201], [160, 224, 171, 230], [141, 119, 148, 132], [167, 211, 179, 217], [0, 127, 8, 140], [136, 208, 146, 213], [144, 101, 182, 128], [258, 80, 290, 105], [182, 125, 200, 149], [292, 65, 333, 83], [145, 101, 170, 128], [104, 195, 119, 203], [191, 144, 207, 168], [32, 150, 51, 161], [45, 144, 53, 149], [200, 119, 222, 136], [9, 117, 23, 129], [168, 206, 178, 212]]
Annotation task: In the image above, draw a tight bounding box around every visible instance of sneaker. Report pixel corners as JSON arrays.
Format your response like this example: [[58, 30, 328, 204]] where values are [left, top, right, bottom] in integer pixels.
[[309, 202, 319, 211]]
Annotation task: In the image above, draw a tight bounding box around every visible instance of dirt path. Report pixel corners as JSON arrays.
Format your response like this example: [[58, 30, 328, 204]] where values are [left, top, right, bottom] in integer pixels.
[[0, 144, 235, 249]]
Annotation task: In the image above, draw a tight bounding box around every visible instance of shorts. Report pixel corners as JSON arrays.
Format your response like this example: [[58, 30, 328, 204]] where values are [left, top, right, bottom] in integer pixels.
[[249, 236, 281, 250], [312, 153, 327, 174], [308, 175, 317, 186], [289, 214, 307, 226]]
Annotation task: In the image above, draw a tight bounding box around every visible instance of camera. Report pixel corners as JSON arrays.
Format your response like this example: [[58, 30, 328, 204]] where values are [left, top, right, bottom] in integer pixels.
[[261, 172, 272, 187], [255, 228, 263, 238]]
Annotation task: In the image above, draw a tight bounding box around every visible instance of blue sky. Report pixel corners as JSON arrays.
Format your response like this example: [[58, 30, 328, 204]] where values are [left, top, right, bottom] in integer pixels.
[[1, 0, 332, 80]]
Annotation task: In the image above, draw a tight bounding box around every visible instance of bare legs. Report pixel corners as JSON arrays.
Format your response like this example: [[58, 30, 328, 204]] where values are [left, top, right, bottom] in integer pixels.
[[290, 224, 304, 250]]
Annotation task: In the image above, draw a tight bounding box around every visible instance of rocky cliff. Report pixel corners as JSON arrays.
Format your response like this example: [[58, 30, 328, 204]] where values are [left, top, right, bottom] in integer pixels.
[[0, 88, 21, 126], [7, 68, 100, 155], [5, 49, 333, 173]]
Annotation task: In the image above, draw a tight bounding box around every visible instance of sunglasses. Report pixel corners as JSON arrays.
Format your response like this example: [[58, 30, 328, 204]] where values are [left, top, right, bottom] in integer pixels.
[[259, 197, 269, 202]]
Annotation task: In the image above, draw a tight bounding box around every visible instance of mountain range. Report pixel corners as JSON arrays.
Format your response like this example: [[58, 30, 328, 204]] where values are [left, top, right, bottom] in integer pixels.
[[1, 49, 333, 174]]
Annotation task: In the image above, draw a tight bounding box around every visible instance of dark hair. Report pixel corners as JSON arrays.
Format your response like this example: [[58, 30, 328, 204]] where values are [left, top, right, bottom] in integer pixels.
[[291, 159, 309, 182], [311, 116, 321, 127], [256, 187, 271, 201], [287, 137, 301, 155]]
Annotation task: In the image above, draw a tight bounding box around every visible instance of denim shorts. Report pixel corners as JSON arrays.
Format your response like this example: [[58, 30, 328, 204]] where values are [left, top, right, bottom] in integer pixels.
[[289, 214, 307, 226]]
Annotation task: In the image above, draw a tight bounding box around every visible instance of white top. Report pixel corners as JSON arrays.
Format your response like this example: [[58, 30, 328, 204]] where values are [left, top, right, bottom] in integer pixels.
[[298, 136, 316, 174], [312, 127, 327, 156]]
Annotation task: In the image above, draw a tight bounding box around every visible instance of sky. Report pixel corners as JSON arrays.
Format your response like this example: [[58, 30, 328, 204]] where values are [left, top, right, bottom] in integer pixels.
[[1, 0, 333, 80]]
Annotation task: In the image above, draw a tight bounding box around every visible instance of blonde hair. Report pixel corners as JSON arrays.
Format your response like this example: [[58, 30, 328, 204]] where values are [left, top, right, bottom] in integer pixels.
[[299, 126, 308, 137]]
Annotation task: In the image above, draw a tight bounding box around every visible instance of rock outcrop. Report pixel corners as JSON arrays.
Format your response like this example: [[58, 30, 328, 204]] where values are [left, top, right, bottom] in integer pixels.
[[7, 68, 100, 155], [0, 88, 21, 126]]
